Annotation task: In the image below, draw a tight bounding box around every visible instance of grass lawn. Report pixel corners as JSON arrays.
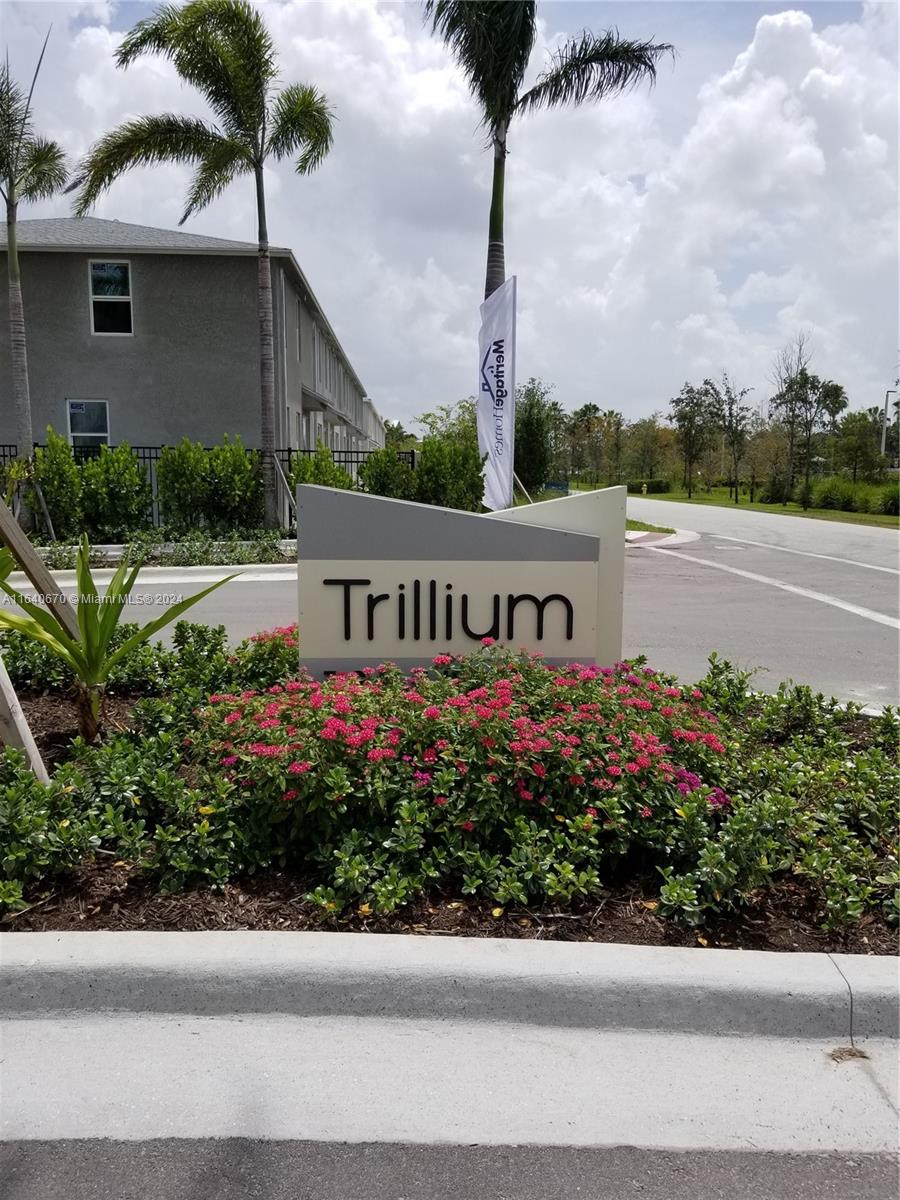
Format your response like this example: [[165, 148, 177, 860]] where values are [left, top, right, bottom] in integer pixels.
[[627, 518, 674, 534], [625, 485, 899, 529]]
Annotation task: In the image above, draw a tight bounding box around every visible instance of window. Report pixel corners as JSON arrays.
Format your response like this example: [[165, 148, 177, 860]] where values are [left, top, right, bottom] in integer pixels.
[[67, 400, 109, 447], [296, 300, 302, 360], [90, 261, 132, 335]]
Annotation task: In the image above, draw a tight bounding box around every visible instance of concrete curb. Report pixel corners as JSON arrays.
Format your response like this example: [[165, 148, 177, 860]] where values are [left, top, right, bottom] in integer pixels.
[[1, 932, 896, 1040]]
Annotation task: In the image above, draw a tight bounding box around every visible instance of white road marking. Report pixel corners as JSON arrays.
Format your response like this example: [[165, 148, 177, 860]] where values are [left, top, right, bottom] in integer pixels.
[[703, 534, 900, 575], [649, 547, 900, 631]]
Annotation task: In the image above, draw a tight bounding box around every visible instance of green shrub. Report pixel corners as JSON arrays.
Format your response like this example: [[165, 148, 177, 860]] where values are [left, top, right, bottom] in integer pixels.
[[414, 436, 484, 511], [811, 476, 857, 511], [203, 435, 263, 533], [157, 438, 208, 532], [289, 442, 354, 492], [626, 479, 670, 494], [0, 747, 148, 910], [80, 444, 151, 541], [358, 448, 416, 500], [31, 429, 82, 539], [879, 482, 899, 516], [758, 475, 790, 504]]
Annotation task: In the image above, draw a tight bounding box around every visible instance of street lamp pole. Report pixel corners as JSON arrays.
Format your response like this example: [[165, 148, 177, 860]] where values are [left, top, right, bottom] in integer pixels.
[[882, 388, 897, 458]]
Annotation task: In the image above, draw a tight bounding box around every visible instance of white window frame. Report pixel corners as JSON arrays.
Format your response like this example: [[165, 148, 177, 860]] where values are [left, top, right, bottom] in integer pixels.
[[66, 398, 110, 446], [89, 259, 134, 337]]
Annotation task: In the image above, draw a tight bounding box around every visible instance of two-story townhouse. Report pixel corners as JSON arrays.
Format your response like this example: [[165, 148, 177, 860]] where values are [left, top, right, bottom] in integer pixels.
[[0, 217, 385, 454]]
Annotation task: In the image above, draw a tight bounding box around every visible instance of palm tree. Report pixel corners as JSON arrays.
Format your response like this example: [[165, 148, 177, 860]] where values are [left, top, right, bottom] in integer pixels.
[[423, 2, 672, 299], [0, 34, 68, 464], [69, 0, 333, 527]]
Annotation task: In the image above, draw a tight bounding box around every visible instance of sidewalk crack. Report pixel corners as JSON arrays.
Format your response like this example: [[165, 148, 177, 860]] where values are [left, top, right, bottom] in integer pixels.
[[826, 953, 856, 1047]]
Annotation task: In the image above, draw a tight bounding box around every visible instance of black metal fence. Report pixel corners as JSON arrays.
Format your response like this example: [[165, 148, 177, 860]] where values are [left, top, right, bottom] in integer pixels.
[[0, 443, 415, 528]]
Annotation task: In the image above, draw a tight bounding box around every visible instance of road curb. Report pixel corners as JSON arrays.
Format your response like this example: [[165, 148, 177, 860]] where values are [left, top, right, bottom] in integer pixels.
[[1, 932, 896, 1039]]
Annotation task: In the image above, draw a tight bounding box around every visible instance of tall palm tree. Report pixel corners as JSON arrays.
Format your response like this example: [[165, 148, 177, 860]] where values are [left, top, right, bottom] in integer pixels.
[[424, 2, 672, 299], [69, 0, 333, 527], [0, 34, 68, 463]]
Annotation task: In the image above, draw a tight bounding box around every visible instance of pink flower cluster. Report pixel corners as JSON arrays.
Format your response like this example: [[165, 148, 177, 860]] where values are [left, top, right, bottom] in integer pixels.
[[195, 640, 733, 837]]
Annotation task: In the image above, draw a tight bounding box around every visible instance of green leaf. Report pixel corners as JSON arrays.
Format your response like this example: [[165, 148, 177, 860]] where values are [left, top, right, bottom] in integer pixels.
[[104, 572, 240, 673]]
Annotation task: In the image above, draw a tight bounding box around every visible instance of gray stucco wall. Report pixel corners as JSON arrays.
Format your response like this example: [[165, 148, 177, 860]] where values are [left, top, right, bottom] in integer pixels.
[[0, 250, 261, 448]]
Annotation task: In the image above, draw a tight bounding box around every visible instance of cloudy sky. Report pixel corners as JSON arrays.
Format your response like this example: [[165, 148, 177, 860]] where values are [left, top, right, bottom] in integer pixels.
[[7, 0, 898, 427]]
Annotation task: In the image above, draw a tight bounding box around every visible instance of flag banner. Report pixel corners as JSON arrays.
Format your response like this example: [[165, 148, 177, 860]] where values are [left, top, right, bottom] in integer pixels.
[[476, 276, 517, 510]]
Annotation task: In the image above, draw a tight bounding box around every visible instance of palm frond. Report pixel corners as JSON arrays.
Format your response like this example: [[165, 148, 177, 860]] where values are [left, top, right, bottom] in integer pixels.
[[67, 114, 227, 215], [115, 3, 184, 68], [516, 30, 673, 115], [0, 61, 32, 182], [180, 135, 251, 222], [424, 0, 536, 128], [117, 0, 274, 150], [16, 136, 67, 200], [266, 84, 334, 174]]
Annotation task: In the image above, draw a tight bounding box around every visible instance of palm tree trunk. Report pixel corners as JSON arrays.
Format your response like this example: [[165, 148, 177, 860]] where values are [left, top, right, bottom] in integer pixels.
[[255, 166, 279, 529], [6, 196, 34, 461], [484, 123, 507, 300]]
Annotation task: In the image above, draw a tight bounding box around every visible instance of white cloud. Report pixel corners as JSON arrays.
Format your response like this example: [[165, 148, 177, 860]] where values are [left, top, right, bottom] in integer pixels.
[[6, 0, 898, 426]]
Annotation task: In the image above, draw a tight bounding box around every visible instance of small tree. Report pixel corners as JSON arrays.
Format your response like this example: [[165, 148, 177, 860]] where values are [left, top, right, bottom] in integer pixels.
[[705, 373, 752, 503], [669, 383, 714, 499], [768, 331, 812, 502], [836, 410, 881, 483], [383, 420, 416, 450], [784, 370, 842, 509], [514, 377, 552, 493], [626, 415, 664, 480]]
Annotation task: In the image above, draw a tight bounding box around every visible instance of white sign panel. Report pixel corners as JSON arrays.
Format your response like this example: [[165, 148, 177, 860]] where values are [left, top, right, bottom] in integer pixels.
[[477, 276, 517, 511], [297, 486, 626, 676]]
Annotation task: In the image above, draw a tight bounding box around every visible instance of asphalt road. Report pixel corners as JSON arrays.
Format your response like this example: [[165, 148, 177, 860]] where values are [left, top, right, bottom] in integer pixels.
[[3, 1142, 896, 1200]]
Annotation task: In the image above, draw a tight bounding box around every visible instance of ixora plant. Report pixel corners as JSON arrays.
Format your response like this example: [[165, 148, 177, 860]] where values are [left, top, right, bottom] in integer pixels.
[[0, 537, 237, 739]]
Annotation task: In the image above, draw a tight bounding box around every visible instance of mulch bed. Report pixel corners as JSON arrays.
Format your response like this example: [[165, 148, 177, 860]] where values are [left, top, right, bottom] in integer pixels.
[[4, 859, 896, 954], [15, 692, 140, 768], [4, 692, 897, 954]]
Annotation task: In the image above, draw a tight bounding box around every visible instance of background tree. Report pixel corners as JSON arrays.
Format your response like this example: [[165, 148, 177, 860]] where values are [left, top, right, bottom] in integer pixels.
[[705, 372, 752, 503], [69, 0, 333, 528], [384, 419, 416, 449], [768, 331, 812, 501], [568, 403, 601, 480], [836, 410, 881, 483], [787, 370, 842, 508], [626, 414, 664, 480], [0, 36, 67, 466], [514, 377, 552, 493], [417, 397, 478, 449], [424, 2, 671, 299], [669, 383, 713, 499]]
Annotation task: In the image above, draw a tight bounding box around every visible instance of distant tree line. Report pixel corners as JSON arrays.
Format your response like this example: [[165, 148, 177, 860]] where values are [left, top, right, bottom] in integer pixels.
[[384, 330, 897, 510]]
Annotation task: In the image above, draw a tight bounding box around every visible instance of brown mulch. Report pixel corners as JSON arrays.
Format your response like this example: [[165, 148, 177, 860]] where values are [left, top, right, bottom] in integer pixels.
[[14, 692, 140, 767], [3, 859, 896, 954]]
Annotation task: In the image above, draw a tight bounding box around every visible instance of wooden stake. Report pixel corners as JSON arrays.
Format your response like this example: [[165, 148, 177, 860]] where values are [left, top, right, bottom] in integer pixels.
[[0, 494, 79, 639], [0, 493, 77, 779], [0, 651, 49, 784]]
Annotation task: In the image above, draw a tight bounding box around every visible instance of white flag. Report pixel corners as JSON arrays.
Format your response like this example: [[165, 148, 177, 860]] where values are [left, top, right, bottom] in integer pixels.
[[476, 276, 516, 510]]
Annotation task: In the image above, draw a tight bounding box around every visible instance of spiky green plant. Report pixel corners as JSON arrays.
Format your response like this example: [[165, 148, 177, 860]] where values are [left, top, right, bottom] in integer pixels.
[[68, 0, 334, 528], [423, 2, 672, 298], [0, 537, 237, 740]]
